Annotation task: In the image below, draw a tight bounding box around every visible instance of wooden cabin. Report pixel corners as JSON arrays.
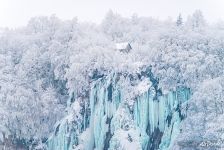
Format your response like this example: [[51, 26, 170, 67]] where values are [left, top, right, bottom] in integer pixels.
[[116, 42, 132, 53]]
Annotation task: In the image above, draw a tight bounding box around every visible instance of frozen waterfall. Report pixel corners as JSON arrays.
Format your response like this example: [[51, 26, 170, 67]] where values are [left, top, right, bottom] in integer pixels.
[[47, 74, 190, 150]]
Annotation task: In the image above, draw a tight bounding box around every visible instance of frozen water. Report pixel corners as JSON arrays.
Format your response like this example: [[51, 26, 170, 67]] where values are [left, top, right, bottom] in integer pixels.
[[47, 74, 190, 150]]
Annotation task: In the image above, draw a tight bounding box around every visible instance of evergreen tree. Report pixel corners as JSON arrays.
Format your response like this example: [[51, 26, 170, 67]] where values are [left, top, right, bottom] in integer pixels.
[[176, 14, 183, 26]]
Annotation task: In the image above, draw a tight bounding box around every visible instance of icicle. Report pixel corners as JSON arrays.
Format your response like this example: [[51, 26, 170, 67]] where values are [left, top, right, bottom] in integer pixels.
[[47, 73, 190, 150]]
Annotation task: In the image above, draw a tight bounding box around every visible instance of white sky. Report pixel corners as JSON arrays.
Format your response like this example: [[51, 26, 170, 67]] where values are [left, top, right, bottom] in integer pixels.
[[0, 0, 224, 28]]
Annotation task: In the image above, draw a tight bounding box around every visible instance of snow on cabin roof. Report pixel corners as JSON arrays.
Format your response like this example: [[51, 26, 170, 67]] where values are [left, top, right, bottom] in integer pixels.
[[116, 42, 131, 50]]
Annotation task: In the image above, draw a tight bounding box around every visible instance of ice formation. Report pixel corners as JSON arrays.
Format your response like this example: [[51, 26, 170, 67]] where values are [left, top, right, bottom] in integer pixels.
[[47, 73, 190, 150]]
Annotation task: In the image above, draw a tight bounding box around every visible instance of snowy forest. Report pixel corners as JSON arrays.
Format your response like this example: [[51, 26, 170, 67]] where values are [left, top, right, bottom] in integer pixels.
[[0, 10, 224, 150]]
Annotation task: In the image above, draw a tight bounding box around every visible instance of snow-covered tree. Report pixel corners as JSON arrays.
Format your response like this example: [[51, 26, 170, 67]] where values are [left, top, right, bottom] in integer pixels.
[[176, 14, 183, 26], [186, 10, 206, 31]]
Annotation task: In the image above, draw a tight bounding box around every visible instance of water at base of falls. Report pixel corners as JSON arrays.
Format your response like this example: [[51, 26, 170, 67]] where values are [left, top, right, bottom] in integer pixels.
[[47, 74, 190, 150]]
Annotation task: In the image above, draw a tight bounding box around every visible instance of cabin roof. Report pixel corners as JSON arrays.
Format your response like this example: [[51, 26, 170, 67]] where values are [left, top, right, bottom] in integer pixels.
[[116, 42, 131, 50]]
